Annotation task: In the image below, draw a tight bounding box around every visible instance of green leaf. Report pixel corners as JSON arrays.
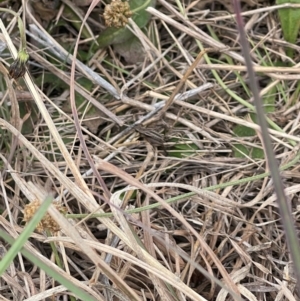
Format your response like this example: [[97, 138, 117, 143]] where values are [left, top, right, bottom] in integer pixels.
[[96, 0, 156, 48], [233, 143, 264, 159], [276, 0, 300, 58], [35, 73, 68, 90], [233, 123, 255, 137], [232, 121, 265, 159], [19, 102, 39, 135], [168, 139, 198, 158], [232, 83, 276, 159], [262, 85, 276, 113]]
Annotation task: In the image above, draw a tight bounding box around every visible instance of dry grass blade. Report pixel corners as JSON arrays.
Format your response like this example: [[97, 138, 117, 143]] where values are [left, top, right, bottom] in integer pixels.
[[1, 0, 300, 300]]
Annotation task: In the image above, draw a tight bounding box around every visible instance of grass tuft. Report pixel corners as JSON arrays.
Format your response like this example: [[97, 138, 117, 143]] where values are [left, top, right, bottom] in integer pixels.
[[0, 0, 300, 300]]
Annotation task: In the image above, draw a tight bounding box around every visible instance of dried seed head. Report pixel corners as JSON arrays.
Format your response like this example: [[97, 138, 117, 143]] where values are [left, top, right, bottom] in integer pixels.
[[8, 49, 29, 79], [103, 0, 132, 28], [23, 200, 67, 234]]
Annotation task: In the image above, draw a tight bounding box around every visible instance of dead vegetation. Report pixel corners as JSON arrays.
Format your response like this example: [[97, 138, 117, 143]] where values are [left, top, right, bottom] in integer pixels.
[[0, 0, 300, 300]]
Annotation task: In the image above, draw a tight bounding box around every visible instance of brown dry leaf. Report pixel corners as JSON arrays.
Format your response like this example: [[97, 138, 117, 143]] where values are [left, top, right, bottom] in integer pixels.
[[31, 1, 59, 21], [82, 110, 105, 134], [113, 37, 146, 64]]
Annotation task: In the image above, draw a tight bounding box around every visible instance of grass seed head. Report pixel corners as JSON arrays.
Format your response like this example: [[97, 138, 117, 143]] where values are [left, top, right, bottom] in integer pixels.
[[103, 0, 132, 28], [8, 49, 29, 79], [23, 200, 67, 234]]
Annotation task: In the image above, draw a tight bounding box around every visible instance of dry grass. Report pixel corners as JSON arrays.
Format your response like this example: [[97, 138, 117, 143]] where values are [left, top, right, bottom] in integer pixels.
[[0, 0, 300, 300]]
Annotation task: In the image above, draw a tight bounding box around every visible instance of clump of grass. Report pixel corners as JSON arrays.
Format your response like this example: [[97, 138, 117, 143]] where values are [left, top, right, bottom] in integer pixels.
[[1, 0, 300, 300]]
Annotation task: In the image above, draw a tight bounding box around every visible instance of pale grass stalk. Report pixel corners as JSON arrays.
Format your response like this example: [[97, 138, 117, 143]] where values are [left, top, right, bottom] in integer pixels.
[[206, 3, 300, 21], [197, 64, 300, 79]]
